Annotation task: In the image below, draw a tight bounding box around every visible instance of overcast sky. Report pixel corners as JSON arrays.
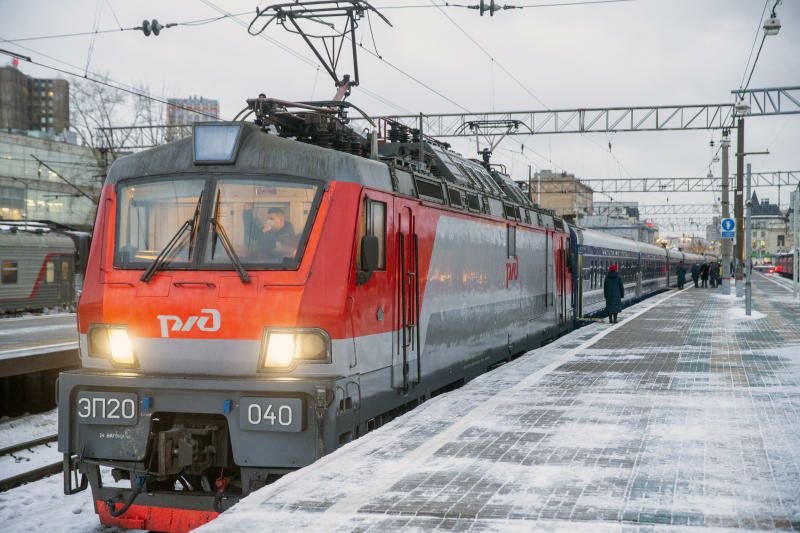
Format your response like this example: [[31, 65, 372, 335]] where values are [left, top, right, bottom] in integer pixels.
[[1, 0, 798, 236]]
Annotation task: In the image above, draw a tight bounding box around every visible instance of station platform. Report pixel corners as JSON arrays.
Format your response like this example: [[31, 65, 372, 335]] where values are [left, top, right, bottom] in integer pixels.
[[205, 274, 800, 532], [0, 314, 78, 378]]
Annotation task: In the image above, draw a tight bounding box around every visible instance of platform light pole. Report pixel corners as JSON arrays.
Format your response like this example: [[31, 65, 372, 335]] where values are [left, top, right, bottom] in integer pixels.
[[746, 163, 753, 315], [792, 184, 800, 295], [734, 112, 747, 296]]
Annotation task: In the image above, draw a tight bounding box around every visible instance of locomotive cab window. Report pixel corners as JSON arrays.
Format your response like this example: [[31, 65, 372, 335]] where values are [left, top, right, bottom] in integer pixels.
[[116, 178, 206, 266], [115, 176, 322, 271], [205, 178, 319, 268], [357, 198, 386, 272], [507, 226, 516, 258]]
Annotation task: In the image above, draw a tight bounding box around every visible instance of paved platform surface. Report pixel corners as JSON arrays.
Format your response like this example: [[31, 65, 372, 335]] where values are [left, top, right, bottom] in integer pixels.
[[0, 314, 78, 377], [205, 275, 800, 532]]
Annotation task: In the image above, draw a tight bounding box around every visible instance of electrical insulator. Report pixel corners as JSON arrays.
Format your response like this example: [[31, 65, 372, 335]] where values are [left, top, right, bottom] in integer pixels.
[[141, 19, 164, 37]]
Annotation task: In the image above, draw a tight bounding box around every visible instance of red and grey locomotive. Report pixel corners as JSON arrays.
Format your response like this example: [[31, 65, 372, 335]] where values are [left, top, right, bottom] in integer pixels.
[[58, 97, 575, 531]]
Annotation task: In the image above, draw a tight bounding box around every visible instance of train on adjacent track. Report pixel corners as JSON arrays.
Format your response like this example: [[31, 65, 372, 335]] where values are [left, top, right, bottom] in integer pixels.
[[58, 96, 707, 532], [0, 222, 90, 314], [772, 251, 796, 280]]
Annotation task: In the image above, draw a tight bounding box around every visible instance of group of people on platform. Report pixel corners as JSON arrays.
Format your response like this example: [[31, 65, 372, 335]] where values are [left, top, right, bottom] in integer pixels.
[[675, 261, 723, 290], [603, 259, 724, 324]]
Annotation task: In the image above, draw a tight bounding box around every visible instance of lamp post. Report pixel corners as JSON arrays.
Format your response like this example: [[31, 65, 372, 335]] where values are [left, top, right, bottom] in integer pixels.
[[746, 163, 753, 315], [792, 184, 800, 296], [734, 8, 782, 295]]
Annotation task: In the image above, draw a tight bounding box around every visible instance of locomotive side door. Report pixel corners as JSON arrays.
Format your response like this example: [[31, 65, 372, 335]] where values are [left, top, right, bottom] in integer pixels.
[[560, 236, 572, 325], [351, 190, 393, 390], [392, 201, 420, 392], [555, 234, 567, 325]]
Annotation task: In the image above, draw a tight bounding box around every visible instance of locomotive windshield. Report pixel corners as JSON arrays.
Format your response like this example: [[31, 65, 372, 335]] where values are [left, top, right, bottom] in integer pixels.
[[115, 176, 321, 271]]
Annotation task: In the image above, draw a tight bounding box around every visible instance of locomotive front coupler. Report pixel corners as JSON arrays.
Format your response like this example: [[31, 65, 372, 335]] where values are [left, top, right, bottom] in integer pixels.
[[155, 424, 221, 478]]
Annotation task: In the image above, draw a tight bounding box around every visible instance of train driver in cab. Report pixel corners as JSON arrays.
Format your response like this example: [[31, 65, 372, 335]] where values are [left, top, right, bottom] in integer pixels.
[[249, 206, 297, 260]]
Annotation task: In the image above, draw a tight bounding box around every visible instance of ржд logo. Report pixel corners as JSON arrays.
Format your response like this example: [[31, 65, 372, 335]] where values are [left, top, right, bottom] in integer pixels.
[[157, 309, 221, 338]]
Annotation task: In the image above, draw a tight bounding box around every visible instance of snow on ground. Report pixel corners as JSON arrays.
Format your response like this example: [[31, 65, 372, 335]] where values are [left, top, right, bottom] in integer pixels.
[[0, 474, 127, 533], [2, 280, 798, 532], [0, 409, 58, 450]]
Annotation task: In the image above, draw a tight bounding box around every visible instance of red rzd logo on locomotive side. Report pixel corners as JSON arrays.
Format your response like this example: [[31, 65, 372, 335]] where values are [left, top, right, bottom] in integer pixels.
[[157, 309, 221, 338], [505, 257, 519, 288]]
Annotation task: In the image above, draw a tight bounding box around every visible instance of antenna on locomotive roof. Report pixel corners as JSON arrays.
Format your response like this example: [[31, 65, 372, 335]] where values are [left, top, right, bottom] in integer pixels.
[[247, 1, 392, 101]]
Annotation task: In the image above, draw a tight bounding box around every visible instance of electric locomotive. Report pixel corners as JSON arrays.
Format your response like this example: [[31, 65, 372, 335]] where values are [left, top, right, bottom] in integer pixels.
[[58, 97, 574, 531]]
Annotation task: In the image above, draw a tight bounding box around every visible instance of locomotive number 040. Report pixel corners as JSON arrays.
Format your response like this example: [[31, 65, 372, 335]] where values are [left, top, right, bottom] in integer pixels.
[[239, 397, 303, 432]]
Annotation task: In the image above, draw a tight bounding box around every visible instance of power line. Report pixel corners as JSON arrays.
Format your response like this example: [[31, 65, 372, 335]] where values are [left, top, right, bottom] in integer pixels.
[[738, 0, 771, 91], [0, 11, 253, 44], [426, 0, 633, 177], [0, 46, 220, 120], [197, 0, 412, 115], [374, 0, 634, 10]]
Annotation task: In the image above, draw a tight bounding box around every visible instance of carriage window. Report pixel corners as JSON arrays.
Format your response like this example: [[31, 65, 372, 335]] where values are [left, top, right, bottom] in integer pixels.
[[61, 261, 70, 281], [507, 226, 516, 258], [357, 198, 386, 271], [1, 261, 17, 284], [46, 261, 55, 283]]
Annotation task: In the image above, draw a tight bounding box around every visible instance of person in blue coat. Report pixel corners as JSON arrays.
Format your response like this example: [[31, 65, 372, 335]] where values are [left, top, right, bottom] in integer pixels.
[[604, 264, 624, 323], [676, 261, 687, 289]]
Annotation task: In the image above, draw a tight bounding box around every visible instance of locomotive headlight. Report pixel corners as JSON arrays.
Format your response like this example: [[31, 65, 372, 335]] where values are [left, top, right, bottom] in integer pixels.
[[88, 325, 136, 367], [260, 329, 330, 370]]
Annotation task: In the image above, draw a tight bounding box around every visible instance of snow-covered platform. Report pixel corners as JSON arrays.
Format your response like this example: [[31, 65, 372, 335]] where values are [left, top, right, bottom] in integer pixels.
[[205, 274, 800, 532], [0, 314, 78, 377]]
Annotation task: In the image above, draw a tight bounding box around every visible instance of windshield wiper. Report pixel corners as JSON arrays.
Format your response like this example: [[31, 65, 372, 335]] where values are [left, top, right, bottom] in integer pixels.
[[209, 188, 251, 284], [140, 190, 204, 283]]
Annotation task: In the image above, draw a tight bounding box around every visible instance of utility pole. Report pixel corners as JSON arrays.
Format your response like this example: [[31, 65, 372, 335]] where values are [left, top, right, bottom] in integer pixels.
[[793, 184, 800, 295], [735, 118, 745, 296], [745, 163, 752, 315], [721, 130, 731, 287]]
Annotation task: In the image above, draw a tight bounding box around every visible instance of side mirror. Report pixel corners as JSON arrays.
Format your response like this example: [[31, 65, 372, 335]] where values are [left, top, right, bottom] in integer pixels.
[[356, 235, 379, 285]]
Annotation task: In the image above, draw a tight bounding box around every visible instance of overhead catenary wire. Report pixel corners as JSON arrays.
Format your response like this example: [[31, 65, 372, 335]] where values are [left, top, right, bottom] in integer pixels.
[[0, 11, 254, 44], [738, 0, 771, 92], [0, 46, 220, 120], [198, 0, 414, 115], [374, 0, 634, 10], [426, 0, 633, 178]]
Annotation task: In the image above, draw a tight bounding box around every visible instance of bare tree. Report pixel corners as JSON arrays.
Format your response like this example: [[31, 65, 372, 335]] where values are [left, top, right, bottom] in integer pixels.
[[69, 75, 167, 180]]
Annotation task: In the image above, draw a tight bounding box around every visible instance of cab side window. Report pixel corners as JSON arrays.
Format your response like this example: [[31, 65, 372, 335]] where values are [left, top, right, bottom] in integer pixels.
[[357, 198, 386, 271]]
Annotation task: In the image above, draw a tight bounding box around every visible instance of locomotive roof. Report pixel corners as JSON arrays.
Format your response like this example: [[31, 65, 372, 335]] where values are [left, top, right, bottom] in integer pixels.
[[105, 122, 393, 191], [0, 229, 75, 250]]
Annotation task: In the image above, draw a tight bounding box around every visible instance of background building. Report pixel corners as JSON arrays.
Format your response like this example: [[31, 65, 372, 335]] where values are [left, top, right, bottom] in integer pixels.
[[166, 96, 220, 125], [0, 65, 69, 134], [750, 193, 790, 263], [530, 170, 593, 220], [0, 130, 100, 229]]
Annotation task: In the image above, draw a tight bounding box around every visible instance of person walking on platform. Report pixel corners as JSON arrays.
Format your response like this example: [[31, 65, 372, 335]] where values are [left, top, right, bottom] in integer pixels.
[[709, 261, 720, 288], [676, 261, 687, 289], [691, 263, 700, 288], [700, 263, 709, 288], [604, 264, 624, 323]]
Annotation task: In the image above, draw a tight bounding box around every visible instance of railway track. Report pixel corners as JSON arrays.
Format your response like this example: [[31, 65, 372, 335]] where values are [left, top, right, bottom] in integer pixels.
[[0, 433, 62, 492]]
